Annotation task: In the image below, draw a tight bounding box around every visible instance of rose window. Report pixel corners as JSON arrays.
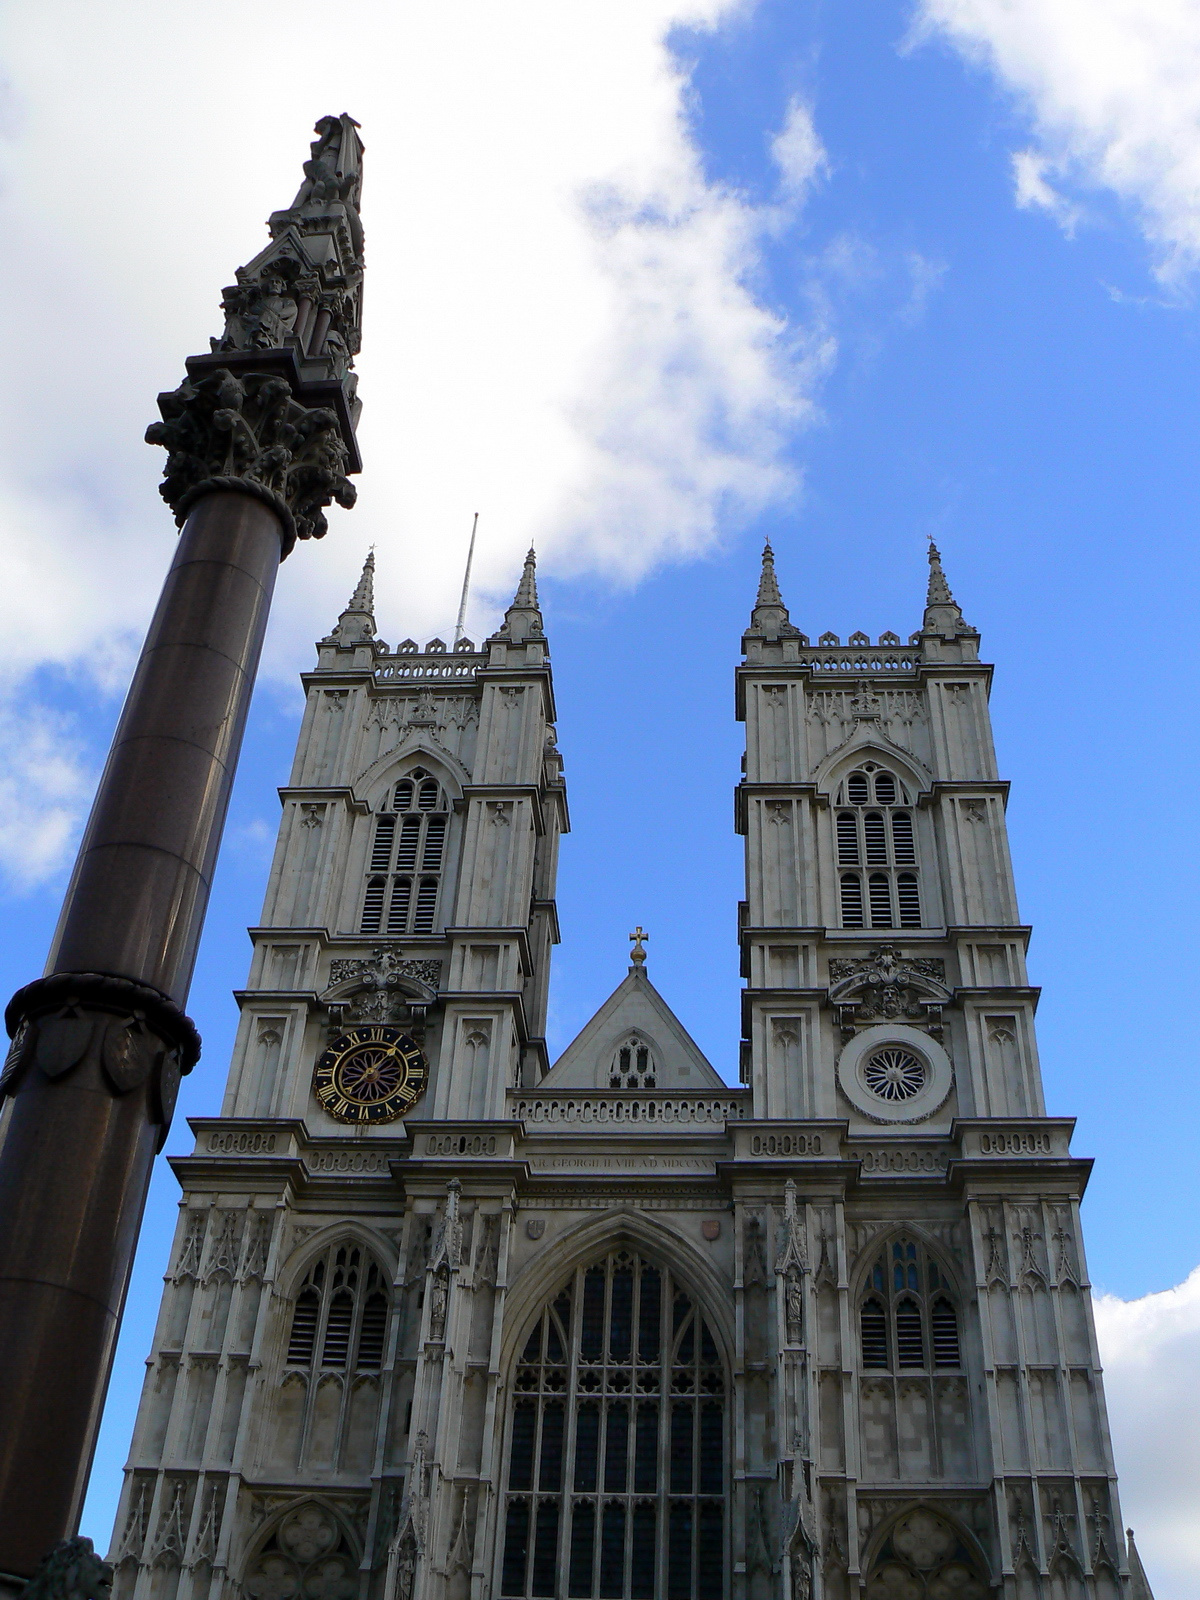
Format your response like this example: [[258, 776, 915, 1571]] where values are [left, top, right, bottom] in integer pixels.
[[862, 1046, 926, 1102]]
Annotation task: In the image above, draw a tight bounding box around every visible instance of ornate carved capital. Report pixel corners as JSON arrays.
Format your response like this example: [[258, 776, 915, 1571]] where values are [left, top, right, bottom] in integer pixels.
[[2, 971, 201, 1146], [146, 365, 355, 556], [16, 1535, 113, 1600]]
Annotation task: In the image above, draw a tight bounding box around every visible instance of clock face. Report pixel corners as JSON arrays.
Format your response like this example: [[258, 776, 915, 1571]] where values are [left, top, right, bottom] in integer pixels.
[[313, 1026, 428, 1125]]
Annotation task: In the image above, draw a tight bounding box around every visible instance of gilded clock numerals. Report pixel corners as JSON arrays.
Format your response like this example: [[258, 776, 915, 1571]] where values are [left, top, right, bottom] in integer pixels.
[[312, 1025, 429, 1125]]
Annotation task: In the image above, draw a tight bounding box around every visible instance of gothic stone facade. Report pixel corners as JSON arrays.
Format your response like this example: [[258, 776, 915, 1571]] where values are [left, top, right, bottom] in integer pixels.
[[107, 548, 1144, 1599]]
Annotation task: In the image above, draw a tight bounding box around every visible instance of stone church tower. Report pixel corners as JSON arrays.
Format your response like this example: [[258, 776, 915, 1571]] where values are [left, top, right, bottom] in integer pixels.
[[107, 544, 1151, 1599]]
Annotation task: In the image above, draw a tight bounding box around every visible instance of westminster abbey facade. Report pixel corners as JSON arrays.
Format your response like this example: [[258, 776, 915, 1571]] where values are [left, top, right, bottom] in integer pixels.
[[106, 542, 1151, 1598]]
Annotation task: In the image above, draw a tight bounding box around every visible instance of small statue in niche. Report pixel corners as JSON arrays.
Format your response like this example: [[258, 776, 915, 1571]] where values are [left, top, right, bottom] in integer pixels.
[[428, 1269, 448, 1341], [786, 1271, 804, 1344]]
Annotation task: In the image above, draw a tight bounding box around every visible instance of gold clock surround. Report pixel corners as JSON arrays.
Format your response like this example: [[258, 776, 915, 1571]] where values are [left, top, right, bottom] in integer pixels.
[[313, 1025, 428, 1125]]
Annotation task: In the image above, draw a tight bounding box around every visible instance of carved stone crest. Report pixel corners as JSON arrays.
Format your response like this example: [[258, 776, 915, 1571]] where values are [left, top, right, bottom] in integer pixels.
[[323, 950, 442, 1029], [828, 944, 950, 1040]]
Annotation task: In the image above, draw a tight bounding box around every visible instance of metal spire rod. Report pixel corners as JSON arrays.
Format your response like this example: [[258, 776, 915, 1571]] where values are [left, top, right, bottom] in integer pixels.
[[453, 512, 479, 645]]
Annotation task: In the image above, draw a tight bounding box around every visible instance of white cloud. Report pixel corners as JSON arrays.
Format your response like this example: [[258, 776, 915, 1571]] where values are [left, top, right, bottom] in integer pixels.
[[771, 98, 830, 204], [1094, 1267, 1200, 1597], [1011, 147, 1082, 233], [0, 0, 828, 884], [914, 0, 1200, 281], [0, 693, 93, 890]]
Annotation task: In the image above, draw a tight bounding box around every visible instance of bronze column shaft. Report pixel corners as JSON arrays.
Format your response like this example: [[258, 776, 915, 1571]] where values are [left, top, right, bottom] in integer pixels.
[[0, 490, 282, 1581]]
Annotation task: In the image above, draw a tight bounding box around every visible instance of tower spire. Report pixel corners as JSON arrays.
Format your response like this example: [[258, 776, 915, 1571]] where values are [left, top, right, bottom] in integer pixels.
[[747, 537, 796, 639], [922, 539, 975, 640], [926, 540, 955, 607], [329, 548, 378, 645], [347, 547, 375, 614], [499, 546, 544, 643]]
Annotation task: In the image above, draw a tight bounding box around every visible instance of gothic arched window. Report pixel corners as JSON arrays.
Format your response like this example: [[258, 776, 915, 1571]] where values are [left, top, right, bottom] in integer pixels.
[[500, 1249, 725, 1599], [360, 768, 451, 936], [609, 1036, 656, 1089], [859, 1238, 960, 1372], [285, 1243, 390, 1373], [835, 765, 922, 930]]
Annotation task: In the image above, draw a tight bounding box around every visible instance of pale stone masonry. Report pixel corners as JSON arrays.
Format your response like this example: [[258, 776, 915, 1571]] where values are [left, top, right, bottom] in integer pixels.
[[108, 544, 1152, 1600]]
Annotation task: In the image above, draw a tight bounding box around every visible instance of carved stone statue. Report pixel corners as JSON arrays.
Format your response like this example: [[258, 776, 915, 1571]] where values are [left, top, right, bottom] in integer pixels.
[[786, 1272, 804, 1343]]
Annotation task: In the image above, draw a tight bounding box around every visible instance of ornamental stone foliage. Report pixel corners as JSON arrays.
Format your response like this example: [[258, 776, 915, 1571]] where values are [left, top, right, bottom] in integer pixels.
[[146, 114, 364, 555], [146, 368, 355, 555]]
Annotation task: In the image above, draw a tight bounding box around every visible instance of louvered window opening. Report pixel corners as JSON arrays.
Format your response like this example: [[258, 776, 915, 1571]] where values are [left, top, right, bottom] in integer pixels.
[[501, 1250, 725, 1600], [835, 765, 922, 930], [859, 1239, 960, 1372], [285, 1245, 390, 1372], [360, 768, 449, 936]]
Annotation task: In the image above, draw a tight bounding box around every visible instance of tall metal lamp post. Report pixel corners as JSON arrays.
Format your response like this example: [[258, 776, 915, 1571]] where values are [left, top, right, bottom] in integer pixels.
[[0, 115, 364, 1591]]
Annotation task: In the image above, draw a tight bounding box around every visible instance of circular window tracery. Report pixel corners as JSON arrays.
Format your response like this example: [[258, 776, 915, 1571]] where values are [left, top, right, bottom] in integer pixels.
[[862, 1047, 926, 1103]]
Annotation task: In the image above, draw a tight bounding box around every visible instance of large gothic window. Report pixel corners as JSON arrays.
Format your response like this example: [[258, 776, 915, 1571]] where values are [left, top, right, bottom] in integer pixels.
[[500, 1250, 725, 1600], [360, 769, 450, 936], [835, 764, 922, 930]]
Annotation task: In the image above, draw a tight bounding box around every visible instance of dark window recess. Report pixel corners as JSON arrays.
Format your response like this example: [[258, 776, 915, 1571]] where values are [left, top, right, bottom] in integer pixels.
[[631, 1504, 656, 1600], [356, 1291, 388, 1369], [600, 1504, 625, 1599], [501, 1500, 531, 1596], [396, 817, 421, 870], [868, 874, 893, 929], [321, 1291, 354, 1367], [287, 1288, 320, 1365], [369, 814, 396, 871], [891, 811, 915, 862], [931, 1299, 961, 1367], [502, 1251, 725, 1598], [413, 878, 439, 933], [539, 1402, 565, 1491], [837, 811, 859, 863], [840, 874, 864, 929], [864, 812, 887, 864], [286, 1247, 390, 1386], [860, 1299, 888, 1368], [531, 1502, 559, 1597], [387, 877, 413, 933], [569, 1503, 596, 1598], [897, 874, 921, 928], [895, 1299, 924, 1367], [509, 1403, 536, 1491], [359, 766, 449, 935], [360, 877, 386, 934], [837, 766, 927, 928], [860, 1239, 961, 1377]]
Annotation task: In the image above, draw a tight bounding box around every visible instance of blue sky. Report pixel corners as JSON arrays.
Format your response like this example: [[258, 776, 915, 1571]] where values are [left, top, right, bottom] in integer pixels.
[[2, 0, 1200, 1590]]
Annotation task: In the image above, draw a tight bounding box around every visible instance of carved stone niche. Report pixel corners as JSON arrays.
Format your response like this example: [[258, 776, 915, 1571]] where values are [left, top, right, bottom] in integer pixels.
[[827, 945, 952, 1043], [321, 949, 443, 1036]]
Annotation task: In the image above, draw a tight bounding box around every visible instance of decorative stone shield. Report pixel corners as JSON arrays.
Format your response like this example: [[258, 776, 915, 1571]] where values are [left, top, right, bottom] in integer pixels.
[[35, 1012, 95, 1079]]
